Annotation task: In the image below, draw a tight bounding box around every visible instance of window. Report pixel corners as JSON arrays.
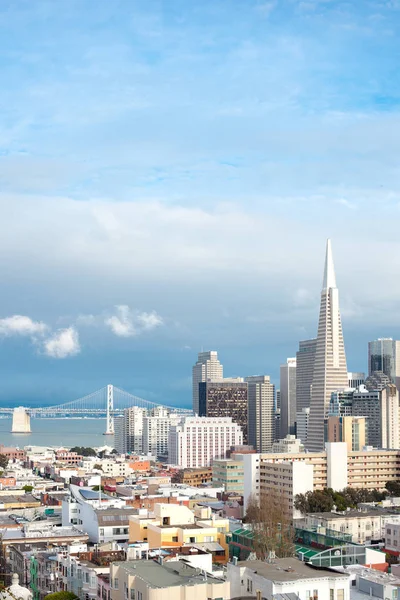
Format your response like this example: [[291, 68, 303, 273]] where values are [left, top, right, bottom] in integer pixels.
[[130, 590, 135, 600], [189, 537, 196, 543], [330, 591, 334, 600], [313, 591, 318, 600], [246, 579, 253, 593], [114, 579, 119, 590], [172, 536, 178, 542], [337, 590, 344, 600], [100, 528, 104, 536]]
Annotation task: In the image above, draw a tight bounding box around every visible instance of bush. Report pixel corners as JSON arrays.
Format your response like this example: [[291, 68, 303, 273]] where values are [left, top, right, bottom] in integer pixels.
[[44, 592, 78, 600]]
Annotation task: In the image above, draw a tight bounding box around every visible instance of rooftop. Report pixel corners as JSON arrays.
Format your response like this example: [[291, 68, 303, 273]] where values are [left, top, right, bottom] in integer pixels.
[[236, 558, 349, 583], [2, 526, 89, 541], [308, 508, 400, 519], [113, 559, 224, 587]]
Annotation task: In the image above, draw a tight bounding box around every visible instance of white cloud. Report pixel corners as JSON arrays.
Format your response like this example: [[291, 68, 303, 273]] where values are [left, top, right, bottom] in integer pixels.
[[0, 315, 48, 337], [105, 306, 164, 337], [105, 305, 136, 337], [137, 311, 163, 331], [43, 327, 81, 359]]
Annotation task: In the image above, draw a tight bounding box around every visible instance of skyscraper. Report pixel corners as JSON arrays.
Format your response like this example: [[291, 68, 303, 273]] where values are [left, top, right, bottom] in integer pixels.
[[280, 358, 297, 438], [307, 240, 348, 451], [113, 406, 147, 454], [368, 338, 400, 383], [296, 338, 316, 412], [192, 351, 223, 414], [245, 375, 275, 452], [198, 381, 248, 443]]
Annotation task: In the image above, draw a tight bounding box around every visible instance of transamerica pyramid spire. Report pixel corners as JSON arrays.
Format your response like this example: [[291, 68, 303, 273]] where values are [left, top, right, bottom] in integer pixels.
[[306, 239, 348, 451]]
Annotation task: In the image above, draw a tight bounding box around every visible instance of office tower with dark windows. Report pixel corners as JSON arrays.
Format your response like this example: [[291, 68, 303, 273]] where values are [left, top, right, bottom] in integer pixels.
[[280, 358, 297, 438], [296, 338, 316, 412], [368, 338, 400, 384], [198, 381, 248, 443], [245, 375, 275, 452], [192, 351, 223, 414]]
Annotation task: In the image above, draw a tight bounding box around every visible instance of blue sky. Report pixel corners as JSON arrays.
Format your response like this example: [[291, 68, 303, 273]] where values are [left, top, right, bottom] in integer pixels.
[[1, 0, 400, 407]]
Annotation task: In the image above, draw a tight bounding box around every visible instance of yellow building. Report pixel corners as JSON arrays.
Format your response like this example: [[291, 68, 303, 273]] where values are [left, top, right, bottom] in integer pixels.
[[129, 503, 229, 563]]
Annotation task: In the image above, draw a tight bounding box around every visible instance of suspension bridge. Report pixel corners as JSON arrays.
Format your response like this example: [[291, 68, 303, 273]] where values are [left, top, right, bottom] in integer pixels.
[[0, 384, 192, 435]]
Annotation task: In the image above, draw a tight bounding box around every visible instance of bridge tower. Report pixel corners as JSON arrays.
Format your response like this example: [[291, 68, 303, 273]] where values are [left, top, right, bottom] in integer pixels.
[[104, 384, 114, 435], [11, 407, 31, 433]]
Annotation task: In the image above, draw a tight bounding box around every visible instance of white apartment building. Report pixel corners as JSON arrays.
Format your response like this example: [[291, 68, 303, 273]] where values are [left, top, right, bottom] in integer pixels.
[[272, 434, 305, 453], [385, 522, 400, 553], [306, 509, 400, 544], [143, 407, 181, 458], [114, 407, 147, 454], [228, 557, 349, 600], [192, 350, 223, 414], [96, 460, 133, 478], [168, 416, 243, 468]]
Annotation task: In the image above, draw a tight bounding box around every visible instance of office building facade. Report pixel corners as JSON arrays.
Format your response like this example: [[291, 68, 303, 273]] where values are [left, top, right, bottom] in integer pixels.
[[326, 416, 366, 451], [368, 338, 400, 383], [280, 358, 297, 438], [199, 381, 248, 443], [295, 338, 316, 412], [245, 375, 275, 452], [296, 407, 310, 445], [347, 372, 365, 388], [192, 351, 223, 414], [308, 240, 348, 451]]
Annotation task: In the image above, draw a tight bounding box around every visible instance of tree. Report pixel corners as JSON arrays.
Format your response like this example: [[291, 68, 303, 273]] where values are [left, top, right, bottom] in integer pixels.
[[44, 593, 78, 600], [245, 493, 294, 559], [70, 446, 96, 457], [386, 481, 400, 497], [93, 464, 103, 471], [0, 454, 9, 470], [22, 485, 33, 493]]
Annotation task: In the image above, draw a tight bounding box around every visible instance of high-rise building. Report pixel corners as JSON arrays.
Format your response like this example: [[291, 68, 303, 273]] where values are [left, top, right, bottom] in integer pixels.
[[199, 381, 248, 443], [113, 406, 147, 454], [368, 338, 400, 383], [348, 372, 365, 388], [192, 351, 223, 414], [143, 407, 181, 458], [276, 390, 281, 410], [245, 375, 275, 452], [296, 407, 310, 445], [168, 416, 243, 468], [365, 371, 391, 392], [307, 240, 348, 451], [329, 389, 355, 417], [326, 416, 366, 451], [274, 408, 281, 441], [280, 358, 297, 438], [296, 338, 316, 412], [352, 384, 399, 449]]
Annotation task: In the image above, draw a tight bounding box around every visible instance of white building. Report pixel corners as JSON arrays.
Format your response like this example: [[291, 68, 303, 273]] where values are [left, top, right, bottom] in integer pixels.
[[168, 416, 243, 468], [227, 557, 349, 600], [280, 358, 297, 438], [114, 406, 147, 454], [348, 371, 365, 388], [272, 434, 305, 453], [143, 407, 181, 458], [296, 407, 310, 445], [308, 239, 348, 451], [192, 350, 223, 414], [385, 522, 400, 553]]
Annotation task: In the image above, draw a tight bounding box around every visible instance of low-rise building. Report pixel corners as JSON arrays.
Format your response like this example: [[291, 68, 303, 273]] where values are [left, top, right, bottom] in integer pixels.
[[110, 558, 230, 600], [129, 503, 230, 563], [171, 468, 213, 487], [271, 435, 305, 453], [227, 556, 349, 600], [306, 508, 400, 544], [212, 458, 244, 494]]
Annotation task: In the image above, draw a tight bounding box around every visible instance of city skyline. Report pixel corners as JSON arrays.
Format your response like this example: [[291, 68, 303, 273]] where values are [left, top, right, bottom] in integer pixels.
[[2, 1, 400, 405]]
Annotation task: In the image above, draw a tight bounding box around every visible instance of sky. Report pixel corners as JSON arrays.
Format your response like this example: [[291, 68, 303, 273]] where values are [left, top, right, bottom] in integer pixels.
[[1, 0, 400, 408]]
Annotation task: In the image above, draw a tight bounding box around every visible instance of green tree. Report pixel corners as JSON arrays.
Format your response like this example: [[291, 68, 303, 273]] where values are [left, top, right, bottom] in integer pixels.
[[70, 446, 96, 457], [0, 454, 9, 470], [93, 464, 103, 471], [44, 592, 78, 600], [386, 481, 400, 497], [22, 485, 33, 493]]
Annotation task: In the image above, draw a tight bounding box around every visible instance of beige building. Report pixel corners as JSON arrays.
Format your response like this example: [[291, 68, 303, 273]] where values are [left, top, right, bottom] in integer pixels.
[[110, 558, 230, 600], [212, 458, 244, 494], [243, 443, 400, 517], [245, 375, 275, 452], [326, 416, 366, 451]]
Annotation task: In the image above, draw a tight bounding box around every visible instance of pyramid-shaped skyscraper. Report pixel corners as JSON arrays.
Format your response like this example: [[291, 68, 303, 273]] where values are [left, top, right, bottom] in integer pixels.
[[307, 239, 348, 451]]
